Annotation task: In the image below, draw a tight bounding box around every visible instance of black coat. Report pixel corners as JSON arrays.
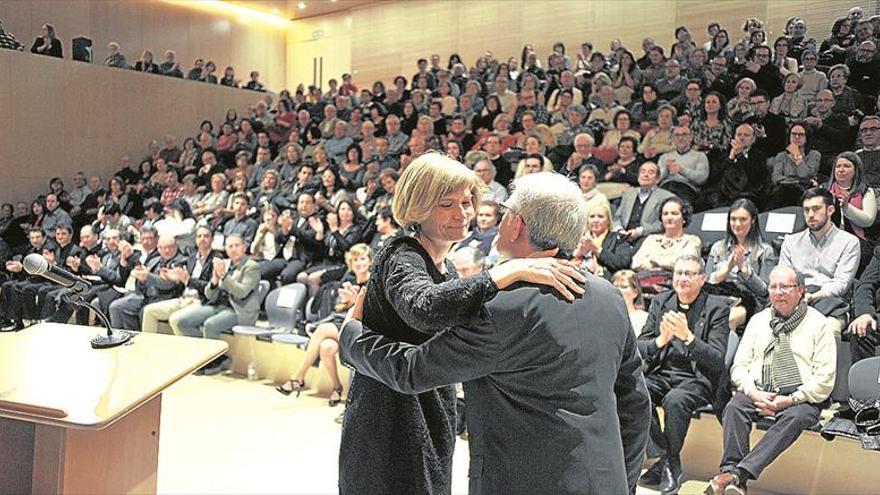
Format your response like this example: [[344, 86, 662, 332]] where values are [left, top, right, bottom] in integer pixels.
[[339, 236, 499, 494], [853, 246, 880, 319], [637, 290, 731, 417], [341, 269, 651, 494]]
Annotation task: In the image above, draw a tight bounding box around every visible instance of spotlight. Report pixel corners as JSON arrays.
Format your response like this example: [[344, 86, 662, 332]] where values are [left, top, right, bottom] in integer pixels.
[[298, 1, 306, 9]]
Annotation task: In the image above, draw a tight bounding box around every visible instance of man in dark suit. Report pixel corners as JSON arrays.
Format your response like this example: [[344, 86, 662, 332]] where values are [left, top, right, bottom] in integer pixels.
[[636, 254, 730, 495], [614, 161, 677, 242], [339, 172, 651, 494]]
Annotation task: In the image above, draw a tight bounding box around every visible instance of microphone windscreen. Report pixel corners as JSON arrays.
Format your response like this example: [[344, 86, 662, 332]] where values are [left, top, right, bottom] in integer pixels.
[[23, 253, 48, 275]]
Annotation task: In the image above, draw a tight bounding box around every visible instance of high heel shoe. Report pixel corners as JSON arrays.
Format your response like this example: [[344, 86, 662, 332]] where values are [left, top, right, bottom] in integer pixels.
[[276, 379, 305, 397], [329, 385, 344, 407]]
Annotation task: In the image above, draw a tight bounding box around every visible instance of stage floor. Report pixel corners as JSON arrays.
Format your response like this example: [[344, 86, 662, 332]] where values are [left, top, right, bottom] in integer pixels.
[[157, 374, 768, 495]]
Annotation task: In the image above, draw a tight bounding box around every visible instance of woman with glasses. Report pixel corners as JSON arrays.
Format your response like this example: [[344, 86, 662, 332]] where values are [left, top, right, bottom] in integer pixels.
[[767, 123, 820, 208], [796, 50, 828, 103], [706, 199, 777, 331]]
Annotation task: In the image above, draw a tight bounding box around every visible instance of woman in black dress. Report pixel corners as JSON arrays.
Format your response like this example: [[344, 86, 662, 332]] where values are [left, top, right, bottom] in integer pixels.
[[339, 153, 584, 494]]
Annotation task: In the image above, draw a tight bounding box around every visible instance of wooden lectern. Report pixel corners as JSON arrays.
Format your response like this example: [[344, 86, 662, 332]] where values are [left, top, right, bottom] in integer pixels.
[[0, 323, 227, 493]]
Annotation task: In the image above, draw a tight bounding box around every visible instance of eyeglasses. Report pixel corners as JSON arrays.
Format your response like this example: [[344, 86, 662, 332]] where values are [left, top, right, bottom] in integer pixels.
[[497, 201, 516, 215], [673, 270, 701, 279], [791, 132, 807, 137], [860, 127, 880, 134], [769, 284, 799, 294]]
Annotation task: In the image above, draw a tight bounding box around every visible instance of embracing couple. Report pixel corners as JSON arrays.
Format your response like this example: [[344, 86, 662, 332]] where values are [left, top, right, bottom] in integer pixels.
[[338, 152, 651, 495]]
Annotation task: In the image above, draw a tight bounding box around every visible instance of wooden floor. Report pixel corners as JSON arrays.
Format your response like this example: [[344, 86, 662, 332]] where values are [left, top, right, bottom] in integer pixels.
[[156, 373, 872, 495]]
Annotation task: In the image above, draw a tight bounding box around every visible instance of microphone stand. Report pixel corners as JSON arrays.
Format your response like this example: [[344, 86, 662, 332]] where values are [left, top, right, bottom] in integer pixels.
[[60, 284, 134, 349]]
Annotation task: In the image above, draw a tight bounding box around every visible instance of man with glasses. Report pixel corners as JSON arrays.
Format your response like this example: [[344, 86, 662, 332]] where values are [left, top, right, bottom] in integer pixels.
[[636, 254, 730, 494], [856, 115, 880, 187], [658, 126, 709, 207], [746, 89, 787, 157], [807, 90, 853, 177], [779, 187, 859, 337], [744, 45, 783, 97], [847, 41, 879, 105], [705, 265, 835, 495], [706, 56, 735, 99]]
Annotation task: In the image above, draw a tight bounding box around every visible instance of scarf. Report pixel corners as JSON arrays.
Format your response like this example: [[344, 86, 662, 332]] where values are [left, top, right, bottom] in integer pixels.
[[762, 303, 807, 393]]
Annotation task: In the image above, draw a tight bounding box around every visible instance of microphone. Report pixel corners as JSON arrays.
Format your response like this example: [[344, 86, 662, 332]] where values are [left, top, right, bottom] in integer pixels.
[[23, 253, 133, 349], [23, 253, 92, 291]]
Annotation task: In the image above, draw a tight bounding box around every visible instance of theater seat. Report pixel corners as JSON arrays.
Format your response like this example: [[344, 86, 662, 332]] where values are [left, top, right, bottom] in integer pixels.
[[758, 206, 805, 252], [848, 356, 880, 401], [685, 206, 729, 256]]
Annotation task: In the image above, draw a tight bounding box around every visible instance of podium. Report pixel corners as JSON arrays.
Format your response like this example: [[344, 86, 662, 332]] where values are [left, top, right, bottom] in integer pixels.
[[0, 323, 227, 493]]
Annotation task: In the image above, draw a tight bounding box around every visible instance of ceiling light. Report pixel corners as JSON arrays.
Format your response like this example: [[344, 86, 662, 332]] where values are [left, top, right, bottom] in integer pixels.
[[298, 1, 306, 9]]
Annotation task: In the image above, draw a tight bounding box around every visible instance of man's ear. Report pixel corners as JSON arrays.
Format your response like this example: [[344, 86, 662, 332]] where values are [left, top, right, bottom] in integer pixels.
[[510, 213, 526, 243]]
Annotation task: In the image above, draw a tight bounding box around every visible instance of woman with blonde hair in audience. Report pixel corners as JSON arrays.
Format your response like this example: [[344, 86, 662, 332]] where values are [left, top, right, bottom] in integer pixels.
[[611, 270, 649, 335], [338, 152, 585, 493], [192, 172, 228, 219], [572, 199, 633, 280], [631, 196, 701, 272], [276, 243, 373, 405], [638, 104, 676, 159], [250, 207, 279, 261], [770, 73, 809, 124], [705, 198, 776, 331], [416, 115, 442, 151], [727, 77, 757, 123]]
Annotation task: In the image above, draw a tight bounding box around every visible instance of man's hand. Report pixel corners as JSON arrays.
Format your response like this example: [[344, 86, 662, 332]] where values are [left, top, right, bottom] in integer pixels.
[[747, 389, 778, 415], [850, 314, 877, 338], [666, 159, 683, 175], [86, 255, 102, 272], [6, 260, 22, 273], [119, 240, 134, 260], [664, 311, 692, 341], [132, 265, 150, 282], [43, 249, 56, 264], [656, 318, 675, 348], [66, 256, 81, 272]]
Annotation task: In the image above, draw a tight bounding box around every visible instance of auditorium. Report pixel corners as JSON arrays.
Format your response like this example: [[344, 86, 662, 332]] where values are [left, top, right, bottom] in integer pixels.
[[1, 1, 879, 493]]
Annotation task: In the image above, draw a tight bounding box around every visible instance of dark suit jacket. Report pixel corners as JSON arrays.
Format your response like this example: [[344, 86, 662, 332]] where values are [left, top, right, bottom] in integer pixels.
[[614, 186, 676, 236], [340, 274, 651, 495], [637, 290, 730, 394], [185, 251, 216, 302], [854, 246, 880, 319]]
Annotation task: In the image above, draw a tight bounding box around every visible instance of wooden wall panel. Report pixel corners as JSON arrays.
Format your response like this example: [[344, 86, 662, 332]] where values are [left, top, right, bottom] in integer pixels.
[[0, 49, 267, 205], [0, 0, 288, 91], [284, 0, 874, 92]]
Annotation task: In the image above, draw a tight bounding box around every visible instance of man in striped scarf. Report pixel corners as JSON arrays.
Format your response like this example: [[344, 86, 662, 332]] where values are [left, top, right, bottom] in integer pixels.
[[705, 266, 837, 494]]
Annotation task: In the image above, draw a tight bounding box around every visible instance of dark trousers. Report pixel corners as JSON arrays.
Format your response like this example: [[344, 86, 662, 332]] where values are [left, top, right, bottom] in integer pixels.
[[259, 258, 307, 285], [661, 182, 699, 211], [850, 331, 879, 365], [645, 373, 711, 463], [720, 392, 821, 479], [49, 285, 119, 325]]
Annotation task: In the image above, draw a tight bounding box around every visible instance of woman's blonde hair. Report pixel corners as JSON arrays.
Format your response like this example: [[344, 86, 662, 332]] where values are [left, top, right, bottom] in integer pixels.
[[344, 243, 373, 271], [585, 198, 613, 232], [392, 152, 486, 230]]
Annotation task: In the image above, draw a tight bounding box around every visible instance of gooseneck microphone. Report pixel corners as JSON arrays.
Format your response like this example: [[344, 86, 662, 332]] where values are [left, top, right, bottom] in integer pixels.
[[23, 253, 133, 349], [24, 253, 92, 292]]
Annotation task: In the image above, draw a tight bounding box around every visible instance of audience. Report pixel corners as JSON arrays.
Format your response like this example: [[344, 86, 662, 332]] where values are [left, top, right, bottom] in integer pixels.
[[3, 13, 878, 489]]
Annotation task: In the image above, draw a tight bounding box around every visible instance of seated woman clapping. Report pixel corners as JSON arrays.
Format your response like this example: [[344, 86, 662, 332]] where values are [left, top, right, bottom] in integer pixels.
[[275, 243, 373, 406], [571, 199, 632, 279]]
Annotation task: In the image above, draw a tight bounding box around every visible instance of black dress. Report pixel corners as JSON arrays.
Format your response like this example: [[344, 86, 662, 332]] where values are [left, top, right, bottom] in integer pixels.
[[339, 235, 498, 494]]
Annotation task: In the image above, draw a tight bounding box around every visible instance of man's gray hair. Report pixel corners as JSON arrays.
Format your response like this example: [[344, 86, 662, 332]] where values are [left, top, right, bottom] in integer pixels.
[[676, 253, 706, 272], [771, 265, 807, 286], [507, 172, 587, 254]]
